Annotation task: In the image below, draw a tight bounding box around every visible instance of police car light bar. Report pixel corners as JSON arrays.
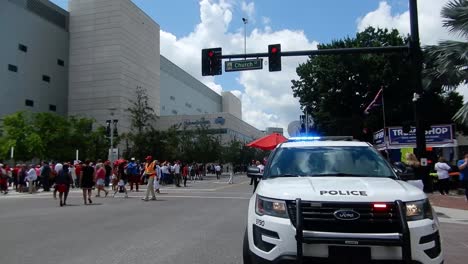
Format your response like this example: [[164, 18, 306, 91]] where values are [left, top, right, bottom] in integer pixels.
[[287, 136, 354, 142]]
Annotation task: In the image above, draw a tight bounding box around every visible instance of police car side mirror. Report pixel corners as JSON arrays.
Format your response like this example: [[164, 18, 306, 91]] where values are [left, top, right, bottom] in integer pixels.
[[398, 171, 416, 181], [247, 166, 262, 179]]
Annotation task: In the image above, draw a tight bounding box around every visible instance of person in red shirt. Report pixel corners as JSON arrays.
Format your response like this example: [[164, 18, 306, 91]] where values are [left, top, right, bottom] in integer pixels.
[[182, 163, 189, 187], [95, 163, 109, 197], [74, 162, 82, 187]]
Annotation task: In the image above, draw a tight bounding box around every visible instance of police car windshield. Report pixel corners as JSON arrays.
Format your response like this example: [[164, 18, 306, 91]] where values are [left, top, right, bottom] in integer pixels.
[[266, 146, 395, 178]]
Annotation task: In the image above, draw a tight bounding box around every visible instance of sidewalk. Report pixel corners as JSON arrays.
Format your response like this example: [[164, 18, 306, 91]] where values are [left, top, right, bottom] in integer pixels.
[[427, 192, 468, 210]]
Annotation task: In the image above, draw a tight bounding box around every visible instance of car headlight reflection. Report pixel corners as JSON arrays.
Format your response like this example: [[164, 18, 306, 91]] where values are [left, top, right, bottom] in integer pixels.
[[405, 199, 433, 221], [256, 195, 288, 218]]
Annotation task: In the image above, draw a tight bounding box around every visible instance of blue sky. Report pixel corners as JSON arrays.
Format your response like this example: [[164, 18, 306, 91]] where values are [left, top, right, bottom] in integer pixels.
[[51, 0, 465, 132]]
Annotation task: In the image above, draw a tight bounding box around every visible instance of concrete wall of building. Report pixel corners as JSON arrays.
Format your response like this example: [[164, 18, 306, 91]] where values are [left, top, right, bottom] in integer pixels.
[[68, 0, 160, 130], [0, 0, 69, 117], [156, 112, 264, 145], [266, 127, 284, 135], [221, 91, 242, 120], [160, 56, 221, 116]]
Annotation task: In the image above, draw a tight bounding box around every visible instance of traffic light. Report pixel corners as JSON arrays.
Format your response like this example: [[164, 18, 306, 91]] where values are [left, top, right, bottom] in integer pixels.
[[268, 44, 281, 72], [202, 48, 222, 76]]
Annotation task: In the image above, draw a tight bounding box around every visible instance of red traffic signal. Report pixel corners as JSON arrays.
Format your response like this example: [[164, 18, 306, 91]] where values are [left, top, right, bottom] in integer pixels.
[[202, 48, 222, 76], [268, 44, 281, 72]]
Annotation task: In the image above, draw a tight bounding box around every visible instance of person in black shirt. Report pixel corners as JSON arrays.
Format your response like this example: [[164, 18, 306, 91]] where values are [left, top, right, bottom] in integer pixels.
[[80, 160, 95, 205], [55, 164, 73, 206], [104, 161, 112, 187], [41, 161, 51, 192]]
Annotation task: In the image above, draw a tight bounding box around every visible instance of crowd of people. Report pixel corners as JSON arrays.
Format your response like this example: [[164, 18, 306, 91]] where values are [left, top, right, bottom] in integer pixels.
[[0, 156, 227, 206]]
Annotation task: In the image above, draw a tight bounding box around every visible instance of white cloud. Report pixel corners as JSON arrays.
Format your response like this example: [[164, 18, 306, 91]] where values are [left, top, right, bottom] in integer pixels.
[[241, 1, 255, 22], [262, 16, 271, 25], [357, 0, 459, 45], [456, 83, 468, 103], [160, 0, 318, 134]]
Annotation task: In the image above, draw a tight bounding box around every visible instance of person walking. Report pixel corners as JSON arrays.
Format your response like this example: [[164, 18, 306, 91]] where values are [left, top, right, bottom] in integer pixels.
[[173, 161, 181, 187], [80, 160, 95, 205], [457, 153, 468, 202], [127, 158, 140, 192], [104, 160, 112, 187], [142, 156, 157, 201], [0, 164, 8, 194], [182, 163, 189, 187], [55, 164, 73, 206], [95, 163, 109, 197], [215, 163, 221, 180], [434, 157, 451, 195], [41, 161, 51, 191], [154, 160, 161, 193], [405, 153, 424, 191], [26, 164, 38, 194]]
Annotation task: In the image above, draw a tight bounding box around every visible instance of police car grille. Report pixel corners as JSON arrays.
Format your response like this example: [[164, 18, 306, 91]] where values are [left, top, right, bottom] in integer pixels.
[[286, 201, 401, 233]]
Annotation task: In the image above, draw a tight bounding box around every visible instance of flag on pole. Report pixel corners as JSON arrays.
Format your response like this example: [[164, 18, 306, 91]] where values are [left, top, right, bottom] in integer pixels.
[[364, 88, 384, 115]]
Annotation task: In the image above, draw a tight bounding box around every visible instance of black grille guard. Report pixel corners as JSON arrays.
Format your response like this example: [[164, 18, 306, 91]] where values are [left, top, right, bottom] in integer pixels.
[[294, 198, 412, 264]]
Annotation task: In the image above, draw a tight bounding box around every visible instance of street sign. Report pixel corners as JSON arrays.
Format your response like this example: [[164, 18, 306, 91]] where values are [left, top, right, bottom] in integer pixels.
[[225, 59, 263, 72]]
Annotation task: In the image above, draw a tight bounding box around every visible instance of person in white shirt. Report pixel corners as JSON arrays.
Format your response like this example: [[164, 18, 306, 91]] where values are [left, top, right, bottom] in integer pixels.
[[26, 165, 38, 194], [154, 160, 161, 193], [173, 161, 181, 187], [215, 164, 221, 180], [434, 157, 451, 195]]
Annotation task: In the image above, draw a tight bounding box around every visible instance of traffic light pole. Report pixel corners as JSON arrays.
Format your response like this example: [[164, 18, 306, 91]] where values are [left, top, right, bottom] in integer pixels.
[[220, 45, 409, 60], [409, 0, 430, 191]]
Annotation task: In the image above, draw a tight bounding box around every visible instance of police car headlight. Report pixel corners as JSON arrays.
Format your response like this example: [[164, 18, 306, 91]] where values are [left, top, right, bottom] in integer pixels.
[[405, 199, 433, 221], [256, 195, 288, 218]]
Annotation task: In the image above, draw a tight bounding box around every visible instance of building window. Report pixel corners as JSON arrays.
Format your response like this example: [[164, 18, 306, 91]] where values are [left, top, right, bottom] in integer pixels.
[[42, 75, 50, 82], [8, 64, 18, 72], [172, 110, 178, 115], [185, 103, 192, 108], [18, 44, 28, 52], [49, 105, 57, 112], [170, 96, 175, 101], [162, 105, 165, 110], [25, 99, 34, 107], [57, 59, 65, 66]]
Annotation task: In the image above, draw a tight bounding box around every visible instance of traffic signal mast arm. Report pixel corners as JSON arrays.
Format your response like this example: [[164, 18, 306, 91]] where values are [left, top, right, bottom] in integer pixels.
[[220, 45, 409, 60]]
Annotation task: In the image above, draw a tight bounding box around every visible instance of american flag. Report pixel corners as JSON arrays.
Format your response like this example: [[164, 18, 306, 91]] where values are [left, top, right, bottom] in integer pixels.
[[364, 88, 384, 115]]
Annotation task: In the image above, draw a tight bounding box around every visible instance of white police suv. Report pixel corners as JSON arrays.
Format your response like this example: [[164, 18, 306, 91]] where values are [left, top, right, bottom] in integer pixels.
[[243, 137, 443, 264]]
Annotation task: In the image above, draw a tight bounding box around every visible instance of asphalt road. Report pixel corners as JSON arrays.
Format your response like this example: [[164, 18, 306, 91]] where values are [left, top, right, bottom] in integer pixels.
[[1, 175, 467, 264]]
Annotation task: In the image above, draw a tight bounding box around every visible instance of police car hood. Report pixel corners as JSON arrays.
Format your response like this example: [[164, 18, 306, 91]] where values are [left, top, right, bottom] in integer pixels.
[[258, 176, 426, 202]]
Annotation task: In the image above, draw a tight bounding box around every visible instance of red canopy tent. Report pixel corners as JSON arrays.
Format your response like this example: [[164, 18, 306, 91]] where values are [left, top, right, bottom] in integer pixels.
[[246, 133, 288, 151]]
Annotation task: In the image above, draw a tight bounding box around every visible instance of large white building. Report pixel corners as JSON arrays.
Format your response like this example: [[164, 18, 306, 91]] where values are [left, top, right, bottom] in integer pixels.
[[0, 0, 264, 144], [68, 0, 160, 130]]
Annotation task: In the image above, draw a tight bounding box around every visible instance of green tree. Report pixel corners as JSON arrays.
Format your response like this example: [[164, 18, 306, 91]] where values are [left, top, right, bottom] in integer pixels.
[[127, 86, 157, 159], [128, 86, 156, 134], [291, 27, 414, 138], [423, 0, 468, 126], [0, 112, 44, 160], [291, 27, 464, 139]]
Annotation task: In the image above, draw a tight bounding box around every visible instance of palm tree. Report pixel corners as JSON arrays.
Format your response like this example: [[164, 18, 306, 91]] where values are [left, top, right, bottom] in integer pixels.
[[423, 0, 468, 125]]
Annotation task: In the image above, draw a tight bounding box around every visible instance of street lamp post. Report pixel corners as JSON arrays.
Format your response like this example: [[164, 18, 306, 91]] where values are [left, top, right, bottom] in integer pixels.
[[242, 18, 248, 59], [108, 108, 117, 165]]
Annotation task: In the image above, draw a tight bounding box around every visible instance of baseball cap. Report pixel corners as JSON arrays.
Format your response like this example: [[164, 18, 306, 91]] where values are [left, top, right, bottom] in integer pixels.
[[145, 156, 152, 160], [131, 157, 135, 161]]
